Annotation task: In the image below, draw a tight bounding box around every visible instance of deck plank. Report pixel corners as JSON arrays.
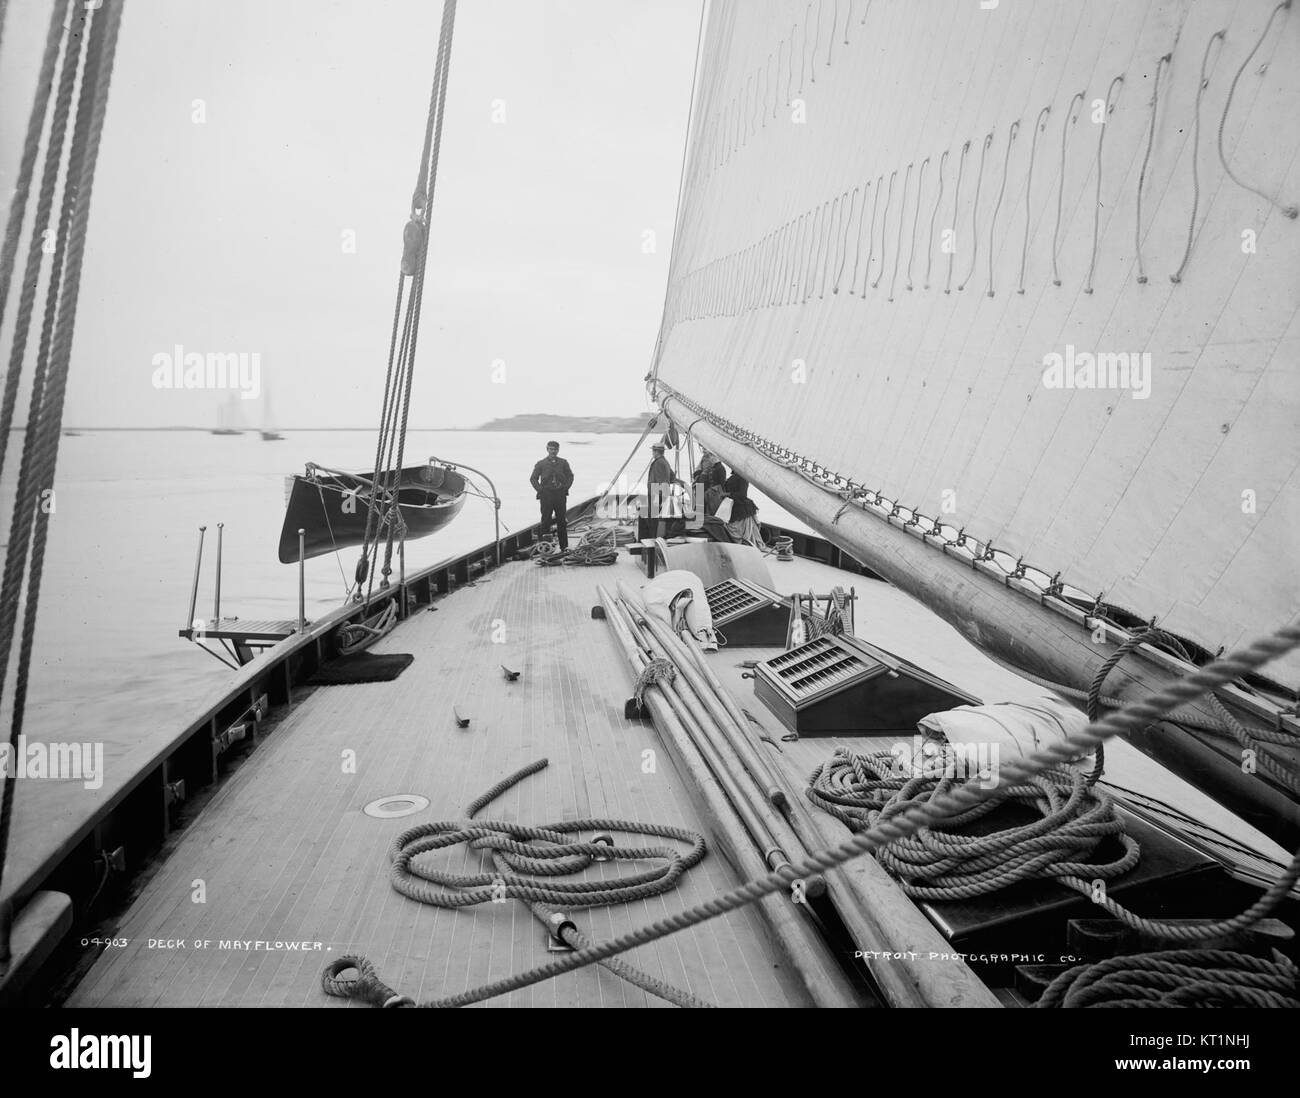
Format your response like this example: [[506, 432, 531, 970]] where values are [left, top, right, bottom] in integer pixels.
[[71, 553, 810, 1008]]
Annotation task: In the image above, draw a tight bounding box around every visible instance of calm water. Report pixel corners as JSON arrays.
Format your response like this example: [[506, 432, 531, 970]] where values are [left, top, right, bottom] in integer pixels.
[[1, 428, 805, 897]]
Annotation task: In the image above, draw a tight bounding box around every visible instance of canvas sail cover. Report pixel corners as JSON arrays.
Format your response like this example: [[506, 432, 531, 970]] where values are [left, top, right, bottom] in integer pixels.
[[652, 0, 1300, 687]]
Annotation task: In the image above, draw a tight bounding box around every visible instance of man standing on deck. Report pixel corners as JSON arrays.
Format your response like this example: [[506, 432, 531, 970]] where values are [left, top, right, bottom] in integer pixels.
[[644, 442, 685, 540], [531, 441, 575, 550]]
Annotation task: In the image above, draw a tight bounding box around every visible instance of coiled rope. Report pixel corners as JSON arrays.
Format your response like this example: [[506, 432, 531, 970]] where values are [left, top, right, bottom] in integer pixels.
[[807, 751, 1137, 901], [320, 609, 1300, 1007], [1037, 949, 1298, 1008], [634, 657, 676, 707], [806, 740, 1300, 948], [322, 758, 712, 1008]]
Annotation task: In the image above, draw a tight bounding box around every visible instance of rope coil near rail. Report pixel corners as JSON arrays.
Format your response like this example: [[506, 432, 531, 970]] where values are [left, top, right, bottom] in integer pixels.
[[322, 758, 713, 1008]]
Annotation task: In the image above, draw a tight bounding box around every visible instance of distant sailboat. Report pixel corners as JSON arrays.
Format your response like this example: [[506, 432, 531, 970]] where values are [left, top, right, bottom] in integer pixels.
[[211, 393, 243, 436], [260, 381, 284, 441]]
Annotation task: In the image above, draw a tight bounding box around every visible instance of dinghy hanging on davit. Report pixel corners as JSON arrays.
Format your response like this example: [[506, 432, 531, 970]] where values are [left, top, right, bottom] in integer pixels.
[[277, 461, 467, 564]]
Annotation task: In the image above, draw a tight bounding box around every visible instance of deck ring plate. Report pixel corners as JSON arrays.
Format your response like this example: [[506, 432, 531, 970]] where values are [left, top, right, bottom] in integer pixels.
[[363, 794, 430, 819]]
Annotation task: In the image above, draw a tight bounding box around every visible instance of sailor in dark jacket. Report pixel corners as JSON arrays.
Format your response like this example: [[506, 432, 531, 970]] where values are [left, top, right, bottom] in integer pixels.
[[530, 441, 575, 550]]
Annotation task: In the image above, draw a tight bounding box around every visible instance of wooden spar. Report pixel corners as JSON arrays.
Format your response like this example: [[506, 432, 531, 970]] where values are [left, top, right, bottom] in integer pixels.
[[675, 631, 1002, 1008], [612, 589, 826, 898], [596, 587, 864, 1008], [661, 396, 1300, 851], [621, 583, 788, 806]]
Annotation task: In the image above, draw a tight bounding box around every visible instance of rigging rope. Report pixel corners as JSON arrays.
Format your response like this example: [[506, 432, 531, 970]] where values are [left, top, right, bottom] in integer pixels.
[[0, 0, 70, 479], [0, 0, 123, 913], [321, 618, 1300, 1007], [355, 0, 458, 607]]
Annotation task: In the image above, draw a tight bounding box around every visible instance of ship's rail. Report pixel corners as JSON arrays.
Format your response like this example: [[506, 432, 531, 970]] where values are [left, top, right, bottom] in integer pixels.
[[0, 496, 858, 1000]]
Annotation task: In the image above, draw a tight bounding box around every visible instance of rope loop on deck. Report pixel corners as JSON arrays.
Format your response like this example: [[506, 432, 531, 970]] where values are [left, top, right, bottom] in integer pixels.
[[323, 759, 714, 1008]]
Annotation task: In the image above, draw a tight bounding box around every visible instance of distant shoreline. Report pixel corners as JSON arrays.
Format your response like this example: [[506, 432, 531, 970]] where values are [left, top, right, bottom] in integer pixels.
[[19, 416, 652, 433]]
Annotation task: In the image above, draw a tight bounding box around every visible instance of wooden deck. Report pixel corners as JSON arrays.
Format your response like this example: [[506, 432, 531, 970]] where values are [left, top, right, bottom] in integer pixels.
[[70, 543, 1287, 1007], [70, 552, 819, 1008]]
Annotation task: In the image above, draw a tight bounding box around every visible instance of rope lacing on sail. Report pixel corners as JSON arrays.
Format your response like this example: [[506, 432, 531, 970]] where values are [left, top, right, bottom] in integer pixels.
[[0, 0, 124, 945]]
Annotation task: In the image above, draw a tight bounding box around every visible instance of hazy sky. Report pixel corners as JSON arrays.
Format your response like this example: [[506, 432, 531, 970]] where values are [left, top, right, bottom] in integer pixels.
[[0, 0, 701, 428]]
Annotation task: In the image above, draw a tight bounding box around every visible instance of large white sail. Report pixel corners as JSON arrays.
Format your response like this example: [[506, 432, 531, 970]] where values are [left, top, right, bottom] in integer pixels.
[[652, 0, 1300, 686]]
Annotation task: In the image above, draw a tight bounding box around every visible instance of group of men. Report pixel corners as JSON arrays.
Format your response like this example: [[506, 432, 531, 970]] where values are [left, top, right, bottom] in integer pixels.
[[530, 438, 763, 550]]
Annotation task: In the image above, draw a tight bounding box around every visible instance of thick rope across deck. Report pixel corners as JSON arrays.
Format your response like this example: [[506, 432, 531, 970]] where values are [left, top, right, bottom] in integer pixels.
[[322, 758, 713, 1007], [321, 620, 1300, 1008]]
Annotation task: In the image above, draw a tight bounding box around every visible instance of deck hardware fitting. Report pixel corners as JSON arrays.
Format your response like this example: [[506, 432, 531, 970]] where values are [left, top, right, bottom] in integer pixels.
[[500, 665, 520, 681], [362, 795, 430, 820], [454, 708, 471, 728], [590, 833, 614, 861], [164, 780, 186, 807], [546, 912, 576, 952]]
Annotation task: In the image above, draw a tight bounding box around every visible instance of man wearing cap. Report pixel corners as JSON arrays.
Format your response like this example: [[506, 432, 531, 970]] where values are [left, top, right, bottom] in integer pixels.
[[530, 441, 575, 550]]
